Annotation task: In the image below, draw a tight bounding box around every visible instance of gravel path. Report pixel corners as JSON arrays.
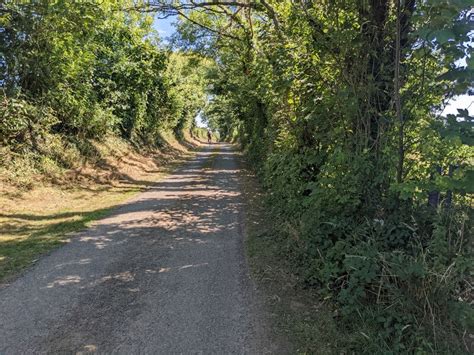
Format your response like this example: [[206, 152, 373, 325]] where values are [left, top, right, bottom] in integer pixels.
[[0, 144, 272, 354]]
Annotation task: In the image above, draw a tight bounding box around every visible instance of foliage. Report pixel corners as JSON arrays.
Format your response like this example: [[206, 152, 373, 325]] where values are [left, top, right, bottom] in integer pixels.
[[165, 52, 211, 138], [0, 0, 208, 152], [171, 0, 473, 352]]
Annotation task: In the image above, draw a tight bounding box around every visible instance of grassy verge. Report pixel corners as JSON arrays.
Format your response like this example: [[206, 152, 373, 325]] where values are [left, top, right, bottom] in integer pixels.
[[0, 134, 198, 284], [240, 165, 354, 354], [0, 204, 119, 282]]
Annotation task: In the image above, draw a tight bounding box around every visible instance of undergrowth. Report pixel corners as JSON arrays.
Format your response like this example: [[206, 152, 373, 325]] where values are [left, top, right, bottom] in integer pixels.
[[0, 130, 175, 190], [260, 150, 473, 354]]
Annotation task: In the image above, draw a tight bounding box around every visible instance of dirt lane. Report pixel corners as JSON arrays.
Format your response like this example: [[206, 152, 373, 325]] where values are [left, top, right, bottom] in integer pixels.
[[0, 144, 273, 354]]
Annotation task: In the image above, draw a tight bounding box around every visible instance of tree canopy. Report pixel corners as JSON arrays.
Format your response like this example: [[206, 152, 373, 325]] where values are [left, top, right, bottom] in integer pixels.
[[1, 0, 208, 147]]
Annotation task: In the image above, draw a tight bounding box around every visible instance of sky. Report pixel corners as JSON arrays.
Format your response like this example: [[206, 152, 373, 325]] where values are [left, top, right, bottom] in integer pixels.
[[153, 15, 176, 44], [441, 94, 473, 116], [153, 16, 473, 120]]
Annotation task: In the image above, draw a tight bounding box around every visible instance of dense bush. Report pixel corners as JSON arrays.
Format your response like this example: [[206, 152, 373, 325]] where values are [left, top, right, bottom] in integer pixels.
[[0, 1, 212, 192], [1, 1, 208, 152], [0, 97, 57, 149]]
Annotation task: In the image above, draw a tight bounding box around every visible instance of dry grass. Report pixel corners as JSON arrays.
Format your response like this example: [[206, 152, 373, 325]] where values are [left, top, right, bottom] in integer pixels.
[[0, 132, 204, 283]]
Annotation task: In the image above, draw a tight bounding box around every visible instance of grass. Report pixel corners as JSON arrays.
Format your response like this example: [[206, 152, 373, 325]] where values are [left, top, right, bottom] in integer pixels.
[[0, 134, 198, 283], [0, 186, 147, 283], [240, 164, 353, 354], [0, 205, 118, 281]]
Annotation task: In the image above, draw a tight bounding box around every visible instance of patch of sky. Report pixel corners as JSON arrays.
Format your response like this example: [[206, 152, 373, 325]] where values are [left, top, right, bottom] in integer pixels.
[[153, 14, 177, 45], [195, 111, 207, 128]]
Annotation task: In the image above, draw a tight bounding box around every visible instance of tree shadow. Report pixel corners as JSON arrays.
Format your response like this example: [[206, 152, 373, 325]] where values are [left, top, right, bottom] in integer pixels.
[[0, 144, 242, 286], [0, 144, 251, 352], [0, 206, 114, 281]]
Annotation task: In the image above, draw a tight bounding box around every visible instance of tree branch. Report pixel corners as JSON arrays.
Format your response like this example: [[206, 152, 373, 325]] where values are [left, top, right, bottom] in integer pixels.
[[134, 1, 283, 42], [259, 0, 282, 35], [146, 1, 255, 13], [175, 9, 244, 42], [395, 0, 404, 184]]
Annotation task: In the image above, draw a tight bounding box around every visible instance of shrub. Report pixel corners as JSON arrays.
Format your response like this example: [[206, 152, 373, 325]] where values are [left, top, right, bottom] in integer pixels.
[[0, 97, 58, 149], [290, 204, 473, 353]]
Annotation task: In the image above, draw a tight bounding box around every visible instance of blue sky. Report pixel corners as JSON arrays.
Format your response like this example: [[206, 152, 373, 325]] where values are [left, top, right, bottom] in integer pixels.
[[153, 15, 177, 43], [153, 16, 472, 117]]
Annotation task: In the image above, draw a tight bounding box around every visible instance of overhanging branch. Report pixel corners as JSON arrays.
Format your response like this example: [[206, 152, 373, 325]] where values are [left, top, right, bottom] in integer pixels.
[[135, 1, 284, 42], [175, 9, 244, 41]]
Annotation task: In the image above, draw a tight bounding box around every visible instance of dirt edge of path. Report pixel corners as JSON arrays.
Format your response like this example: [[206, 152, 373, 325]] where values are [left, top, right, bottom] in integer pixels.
[[239, 158, 347, 354]]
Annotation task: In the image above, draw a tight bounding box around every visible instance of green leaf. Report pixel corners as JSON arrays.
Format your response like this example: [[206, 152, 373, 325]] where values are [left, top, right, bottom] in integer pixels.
[[467, 55, 474, 70], [435, 29, 454, 44]]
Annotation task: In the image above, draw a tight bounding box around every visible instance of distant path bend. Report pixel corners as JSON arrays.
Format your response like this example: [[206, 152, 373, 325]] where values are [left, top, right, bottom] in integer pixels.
[[0, 143, 272, 354]]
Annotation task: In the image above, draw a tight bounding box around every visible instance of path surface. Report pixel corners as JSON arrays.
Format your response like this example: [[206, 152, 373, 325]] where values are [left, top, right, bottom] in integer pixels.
[[0, 144, 272, 354]]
